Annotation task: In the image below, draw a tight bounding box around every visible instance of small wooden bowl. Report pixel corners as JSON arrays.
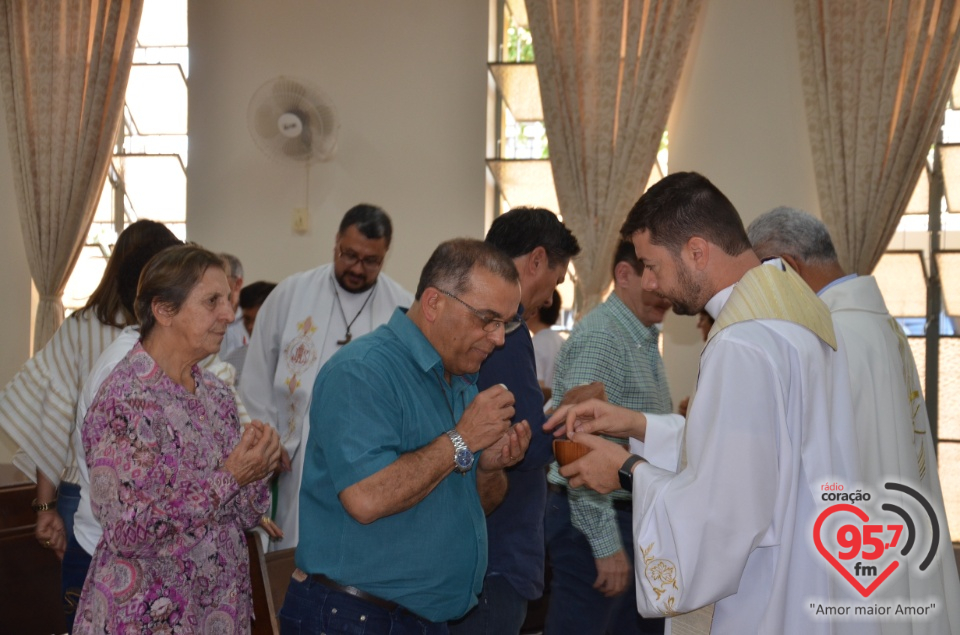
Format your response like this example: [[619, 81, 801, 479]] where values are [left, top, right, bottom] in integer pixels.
[[553, 439, 590, 466]]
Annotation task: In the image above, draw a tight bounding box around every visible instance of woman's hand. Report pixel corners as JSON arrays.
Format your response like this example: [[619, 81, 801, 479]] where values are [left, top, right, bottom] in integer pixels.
[[35, 510, 66, 559], [259, 515, 284, 541], [223, 420, 281, 487]]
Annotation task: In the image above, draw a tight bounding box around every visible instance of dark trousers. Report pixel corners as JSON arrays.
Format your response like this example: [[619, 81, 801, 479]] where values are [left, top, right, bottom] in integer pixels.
[[544, 489, 664, 635], [59, 482, 92, 634], [447, 573, 528, 635], [279, 575, 449, 635]]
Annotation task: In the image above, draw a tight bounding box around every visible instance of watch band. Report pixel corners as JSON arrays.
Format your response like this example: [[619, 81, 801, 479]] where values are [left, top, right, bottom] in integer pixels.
[[618, 455, 644, 491], [445, 430, 474, 473], [31, 498, 57, 513], [446, 429, 469, 454]]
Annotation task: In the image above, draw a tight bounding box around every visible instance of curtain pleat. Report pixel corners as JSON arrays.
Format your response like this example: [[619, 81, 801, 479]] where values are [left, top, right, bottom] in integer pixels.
[[795, 0, 960, 274], [527, 0, 704, 314], [0, 0, 143, 350]]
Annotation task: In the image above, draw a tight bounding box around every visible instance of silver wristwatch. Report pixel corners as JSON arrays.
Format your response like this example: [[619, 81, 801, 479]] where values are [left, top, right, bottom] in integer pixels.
[[446, 430, 474, 474]]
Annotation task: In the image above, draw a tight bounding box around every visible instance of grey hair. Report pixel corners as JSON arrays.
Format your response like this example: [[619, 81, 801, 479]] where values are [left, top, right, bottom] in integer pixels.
[[219, 253, 244, 279], [415, 239, 519, 300], [746, 206, 838, 264]]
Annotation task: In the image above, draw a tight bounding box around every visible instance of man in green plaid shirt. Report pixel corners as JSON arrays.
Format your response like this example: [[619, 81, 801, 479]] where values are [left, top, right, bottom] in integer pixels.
[[544, 240, 673, 635]]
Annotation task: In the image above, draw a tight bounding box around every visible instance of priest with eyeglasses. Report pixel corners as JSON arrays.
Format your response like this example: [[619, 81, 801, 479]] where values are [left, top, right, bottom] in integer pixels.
[[240, 204, 413, 551]]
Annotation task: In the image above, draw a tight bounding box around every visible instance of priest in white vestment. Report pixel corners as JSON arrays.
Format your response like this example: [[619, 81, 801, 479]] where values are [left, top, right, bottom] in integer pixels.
[[240, 205, 414, 550], [547, 172, 883, 634], [749, 206, 960, 635]]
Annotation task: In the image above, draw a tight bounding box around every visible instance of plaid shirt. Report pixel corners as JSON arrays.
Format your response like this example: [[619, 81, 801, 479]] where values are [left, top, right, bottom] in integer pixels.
[[548, 292, 672, 558]]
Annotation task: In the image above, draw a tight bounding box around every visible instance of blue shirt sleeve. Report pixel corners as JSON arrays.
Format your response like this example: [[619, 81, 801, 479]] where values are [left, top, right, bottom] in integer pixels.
[[310, 359, 404, 493]]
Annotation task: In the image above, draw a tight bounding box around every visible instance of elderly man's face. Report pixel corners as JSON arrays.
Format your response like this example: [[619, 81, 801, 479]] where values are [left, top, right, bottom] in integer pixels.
[[632, 230, 706, 316], [635, 288, 672, 327], [618, 265, 671, 327], [227, 275, 242, 312], [168, 266, 235, 361], [435, 267, 521, 377], [334, 225, 389, 293]]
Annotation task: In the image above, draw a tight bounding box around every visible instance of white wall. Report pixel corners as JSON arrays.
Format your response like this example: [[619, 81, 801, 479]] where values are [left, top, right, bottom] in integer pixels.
[[187, 0, 491, 293], [0, 0, 824, 460], [0, 0, 491, 462], [662, 0, 820, 402]]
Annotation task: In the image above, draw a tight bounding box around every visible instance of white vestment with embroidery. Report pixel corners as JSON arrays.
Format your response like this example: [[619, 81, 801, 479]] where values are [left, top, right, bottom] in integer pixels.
[[819, 275, 960, 634], [629, 261, 882, 634], [239, 263, 412, 550]]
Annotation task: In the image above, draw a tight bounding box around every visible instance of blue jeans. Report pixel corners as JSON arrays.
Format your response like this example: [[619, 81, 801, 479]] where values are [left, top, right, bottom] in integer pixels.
[[447, 573, 527, 635], [544, 489, 664, 635], [279, 575, 449, 635], [59, 482, 91, 634]]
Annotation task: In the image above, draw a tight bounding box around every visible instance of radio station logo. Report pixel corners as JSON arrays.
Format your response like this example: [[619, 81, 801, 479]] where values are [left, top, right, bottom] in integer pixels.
[[813, 482, 940, 599]]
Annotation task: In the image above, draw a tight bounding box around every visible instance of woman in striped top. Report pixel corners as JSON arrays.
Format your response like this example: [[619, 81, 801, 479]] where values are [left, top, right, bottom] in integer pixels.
[[0, 219, 180, 632]]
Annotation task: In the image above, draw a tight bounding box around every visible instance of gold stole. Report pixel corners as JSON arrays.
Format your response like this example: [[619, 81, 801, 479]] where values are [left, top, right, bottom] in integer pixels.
[[681, 262, 836, 471], [706, 262, 836, 350]]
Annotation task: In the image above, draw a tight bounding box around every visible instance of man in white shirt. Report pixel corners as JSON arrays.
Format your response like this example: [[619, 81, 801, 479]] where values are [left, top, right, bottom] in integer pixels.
[[548, 172, 879, 634], [222, 281, 277, 383], [240, 204, 414, 550], [748, 206, 960, 635], [220, 252, 247, 358]]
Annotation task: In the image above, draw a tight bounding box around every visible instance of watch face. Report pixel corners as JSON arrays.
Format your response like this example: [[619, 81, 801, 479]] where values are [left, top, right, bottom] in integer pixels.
[[454, 448, 474, 471]]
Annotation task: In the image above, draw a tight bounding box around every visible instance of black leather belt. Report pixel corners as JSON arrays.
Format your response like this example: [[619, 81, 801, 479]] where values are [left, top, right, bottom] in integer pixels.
[[311, 573, 402, 613], [548, 482, 633, 512]]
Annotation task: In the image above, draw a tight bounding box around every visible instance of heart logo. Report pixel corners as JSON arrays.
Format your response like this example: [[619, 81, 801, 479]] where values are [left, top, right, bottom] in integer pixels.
[[813, 503, 899, 597]]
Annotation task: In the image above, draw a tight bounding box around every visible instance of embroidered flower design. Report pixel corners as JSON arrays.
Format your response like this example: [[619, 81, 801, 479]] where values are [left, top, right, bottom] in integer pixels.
[[647, 559, 677, 586], [640, 543, 681, 615]]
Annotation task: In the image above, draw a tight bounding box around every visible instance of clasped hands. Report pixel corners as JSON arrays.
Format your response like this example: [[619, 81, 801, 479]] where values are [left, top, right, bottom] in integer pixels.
[[456, 384, 531, 471], [544, 387, 648, 494], [223, 420, 282, 487]]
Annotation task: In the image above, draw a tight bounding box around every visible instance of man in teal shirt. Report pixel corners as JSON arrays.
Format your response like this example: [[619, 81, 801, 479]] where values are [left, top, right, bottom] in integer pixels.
[[281, 239, 532, 634]]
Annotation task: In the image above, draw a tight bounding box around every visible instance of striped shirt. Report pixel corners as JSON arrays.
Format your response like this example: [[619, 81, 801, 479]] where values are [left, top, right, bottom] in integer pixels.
[[0, 313, 248, 489], [0, 311, 121, 486], [548, 293, 672, 558]]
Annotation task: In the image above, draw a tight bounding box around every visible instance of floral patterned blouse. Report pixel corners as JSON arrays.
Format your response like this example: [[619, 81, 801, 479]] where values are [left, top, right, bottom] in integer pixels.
[[74, 342, 269, 634]]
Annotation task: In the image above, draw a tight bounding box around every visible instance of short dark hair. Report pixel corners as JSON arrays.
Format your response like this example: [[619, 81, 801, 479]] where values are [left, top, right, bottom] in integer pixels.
[[538, 289, 562, 326], [136, 245, 226, 339], [339, 204, 393, 246], [612, 239, 643, 277], [485, 207, 581, 267], [239, 281, 277, 309], [620, 172, 751, 257], [415, 238, 519, 300]]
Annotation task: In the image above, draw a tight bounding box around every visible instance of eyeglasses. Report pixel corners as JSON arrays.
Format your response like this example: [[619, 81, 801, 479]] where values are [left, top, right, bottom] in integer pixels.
[[336, 247, 384, 270], [437, 289, 523, 334]]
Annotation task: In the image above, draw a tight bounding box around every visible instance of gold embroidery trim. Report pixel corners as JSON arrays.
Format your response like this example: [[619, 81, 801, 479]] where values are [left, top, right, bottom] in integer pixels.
[[641, 542, 681, 616]]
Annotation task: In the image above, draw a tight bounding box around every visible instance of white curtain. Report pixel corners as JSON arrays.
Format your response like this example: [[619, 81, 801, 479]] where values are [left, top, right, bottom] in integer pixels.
[[527, 0, 704, 314], [795, 0, 960, 274], [0, 0, 143, 350]]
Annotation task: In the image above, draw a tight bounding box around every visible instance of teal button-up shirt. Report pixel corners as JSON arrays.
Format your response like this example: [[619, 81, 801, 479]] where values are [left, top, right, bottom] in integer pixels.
[[296, 308, 486, 622]]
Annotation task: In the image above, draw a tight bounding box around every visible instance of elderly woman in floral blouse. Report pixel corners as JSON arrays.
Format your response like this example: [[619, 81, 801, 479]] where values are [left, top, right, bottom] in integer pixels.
[[73, 245, 281, 634]]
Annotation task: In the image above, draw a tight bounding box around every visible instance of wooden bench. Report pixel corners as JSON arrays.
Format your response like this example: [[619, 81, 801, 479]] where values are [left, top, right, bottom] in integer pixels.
[[247, 532, 296, 635], [0, 464, 67, 635]]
